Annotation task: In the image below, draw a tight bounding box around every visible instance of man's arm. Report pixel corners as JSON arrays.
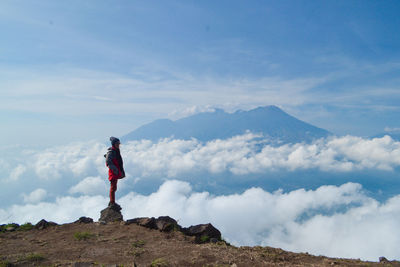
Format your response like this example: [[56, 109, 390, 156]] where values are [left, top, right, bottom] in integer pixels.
[[106, 150, 119, 175]]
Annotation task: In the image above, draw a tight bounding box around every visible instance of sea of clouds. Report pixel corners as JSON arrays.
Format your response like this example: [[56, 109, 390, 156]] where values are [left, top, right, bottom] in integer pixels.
[[1, 133, 400, 261]]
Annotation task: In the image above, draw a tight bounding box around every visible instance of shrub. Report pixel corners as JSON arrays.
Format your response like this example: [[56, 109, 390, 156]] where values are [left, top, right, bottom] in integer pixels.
[[132, 240, 145, 248], [150, 258, 169, 267], [200, 235, 210, 243], [0, 260, 12, 267], [25, 253, 45, 262], [19, 223, 34, 231], [74, 231, 94, 241]]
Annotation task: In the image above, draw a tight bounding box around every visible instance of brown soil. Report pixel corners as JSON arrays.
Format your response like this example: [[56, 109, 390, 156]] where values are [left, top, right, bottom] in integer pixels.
[[0, 222, 398, 267]]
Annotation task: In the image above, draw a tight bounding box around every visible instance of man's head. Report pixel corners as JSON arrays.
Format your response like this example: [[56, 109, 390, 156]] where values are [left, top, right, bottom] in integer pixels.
[[110, 136, 121, 148]]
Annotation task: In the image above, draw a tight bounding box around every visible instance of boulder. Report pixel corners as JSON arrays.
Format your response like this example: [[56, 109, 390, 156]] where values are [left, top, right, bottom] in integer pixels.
[[5, 226, 17, 232], [125, 216, 222, 243], [379, 257, 389, 263], [126, 216, 180, 232], [35, 219, 58, 230], [99, 204, 123, 223], [74, 217, 94, 224], [126, 217, 157, 229], [155, 216, 181, 232], [182, 223, 221, 243]]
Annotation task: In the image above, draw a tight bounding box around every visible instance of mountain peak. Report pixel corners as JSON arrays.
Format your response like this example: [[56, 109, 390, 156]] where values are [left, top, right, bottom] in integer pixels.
[[122, 106, 330, 143]]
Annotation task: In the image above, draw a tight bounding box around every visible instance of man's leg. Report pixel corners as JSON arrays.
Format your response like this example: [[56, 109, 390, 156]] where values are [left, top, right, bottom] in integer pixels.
[[109, 179, 118, 204]]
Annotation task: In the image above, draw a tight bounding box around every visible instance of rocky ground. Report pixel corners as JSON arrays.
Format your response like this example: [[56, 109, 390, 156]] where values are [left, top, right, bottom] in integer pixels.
[[1, 214, 399, 266]]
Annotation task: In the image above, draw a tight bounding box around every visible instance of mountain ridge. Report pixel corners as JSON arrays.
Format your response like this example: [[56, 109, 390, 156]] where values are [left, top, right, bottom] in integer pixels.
[[122, 105, 331, 144], [1, 216, 396, 266]]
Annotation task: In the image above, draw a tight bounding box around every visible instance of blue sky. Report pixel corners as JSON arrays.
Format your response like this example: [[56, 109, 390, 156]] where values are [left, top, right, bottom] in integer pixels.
[[1, 0, 400, 147], [2, 1, 400, 260]]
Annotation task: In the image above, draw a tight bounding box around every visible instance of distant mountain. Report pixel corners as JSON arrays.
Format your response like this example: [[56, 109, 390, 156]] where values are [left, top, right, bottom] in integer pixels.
[[122, 106, 331, 143]]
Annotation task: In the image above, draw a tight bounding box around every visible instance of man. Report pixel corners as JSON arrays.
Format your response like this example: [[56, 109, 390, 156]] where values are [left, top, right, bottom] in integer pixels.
[[105, 136, 125, 207]]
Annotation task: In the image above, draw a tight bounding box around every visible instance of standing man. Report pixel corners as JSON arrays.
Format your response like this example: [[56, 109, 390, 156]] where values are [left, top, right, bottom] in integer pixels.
[[106, 136, 125, 208]]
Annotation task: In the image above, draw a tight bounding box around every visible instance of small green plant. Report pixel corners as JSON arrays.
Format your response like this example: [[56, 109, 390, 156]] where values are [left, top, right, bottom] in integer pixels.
[[150, 258, 169, 267], [0, 260, 12, 267], [74, 231, 94, 241], [25, 253, 45, 262], [200, 235, 210, 243], [19, 222, 34, 231], [132, 240, 145, 248]]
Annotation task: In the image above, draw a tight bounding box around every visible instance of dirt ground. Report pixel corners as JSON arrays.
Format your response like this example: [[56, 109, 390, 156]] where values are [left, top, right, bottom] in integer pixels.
[[0, 222, 398, 267]]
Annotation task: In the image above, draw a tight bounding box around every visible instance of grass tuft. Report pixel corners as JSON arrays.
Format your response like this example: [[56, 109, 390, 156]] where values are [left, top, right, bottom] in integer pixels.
[[19, 223, 34, 231], [132, 240, 145, 248], [151, 258, 169, 267], [0, 260, 12, 267], [74, 231, 94, 241], [25, 253, 45, 262], [200, 235, 210, 243]]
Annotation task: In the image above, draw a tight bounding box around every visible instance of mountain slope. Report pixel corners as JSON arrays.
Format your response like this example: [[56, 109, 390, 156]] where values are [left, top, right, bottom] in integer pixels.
[[1, 219, 395, 266], [122, 106, 330, 143]]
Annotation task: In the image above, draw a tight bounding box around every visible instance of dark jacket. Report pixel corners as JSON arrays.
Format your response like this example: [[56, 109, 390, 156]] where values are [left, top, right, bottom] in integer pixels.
[[105, 146, 125, 181]]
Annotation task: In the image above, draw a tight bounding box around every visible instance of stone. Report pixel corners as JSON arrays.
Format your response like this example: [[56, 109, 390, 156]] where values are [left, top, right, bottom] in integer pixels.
[[35, 219, 58, 230], [125, 216, 180, 232], [74, 217, 94, 224], [379, 256, 389, 263], [3, 223, 19, 232], [182, 223, 222, 243], [155, 216, 181, 232], [126, 217, 157, 229], [99, 205, 123, 223], [125, 216, 223, 244]]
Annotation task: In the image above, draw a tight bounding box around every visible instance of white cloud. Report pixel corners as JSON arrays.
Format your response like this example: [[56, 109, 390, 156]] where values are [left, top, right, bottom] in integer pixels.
[[121, 134, 400, 176], [22, 188, 47, 203], [69, 176, 108, 196], [2, 195, 107, 224], [32, 141, 107, 180], [2, 180, 400, 261], [8, 164, 26, 181], [2, 134, 400, 187], [168, 105, 217, 119]]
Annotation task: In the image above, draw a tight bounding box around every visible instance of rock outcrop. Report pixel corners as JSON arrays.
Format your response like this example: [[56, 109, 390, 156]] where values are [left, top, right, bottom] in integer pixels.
[[99, 203, 123, 223], [126, 216, 221, 243], [35, 219, 58, 230], [182, 223, 222, 243], [126, 216, 181, 232], [74, 217, 94, 224]]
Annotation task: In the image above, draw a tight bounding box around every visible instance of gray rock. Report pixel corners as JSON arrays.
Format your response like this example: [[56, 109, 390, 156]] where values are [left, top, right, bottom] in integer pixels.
[[126, 217, 157, 229], [182, 223, 222, 243], [156, 216, 180, 232], [379, 256, 389, 263], [5, 226, 16, 232], [35, 219, 58, 230], [125, 216, 222, 244], [74, 217, 94, 224], [99, 205, 123, 223], [126, 216, 180, 232]]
